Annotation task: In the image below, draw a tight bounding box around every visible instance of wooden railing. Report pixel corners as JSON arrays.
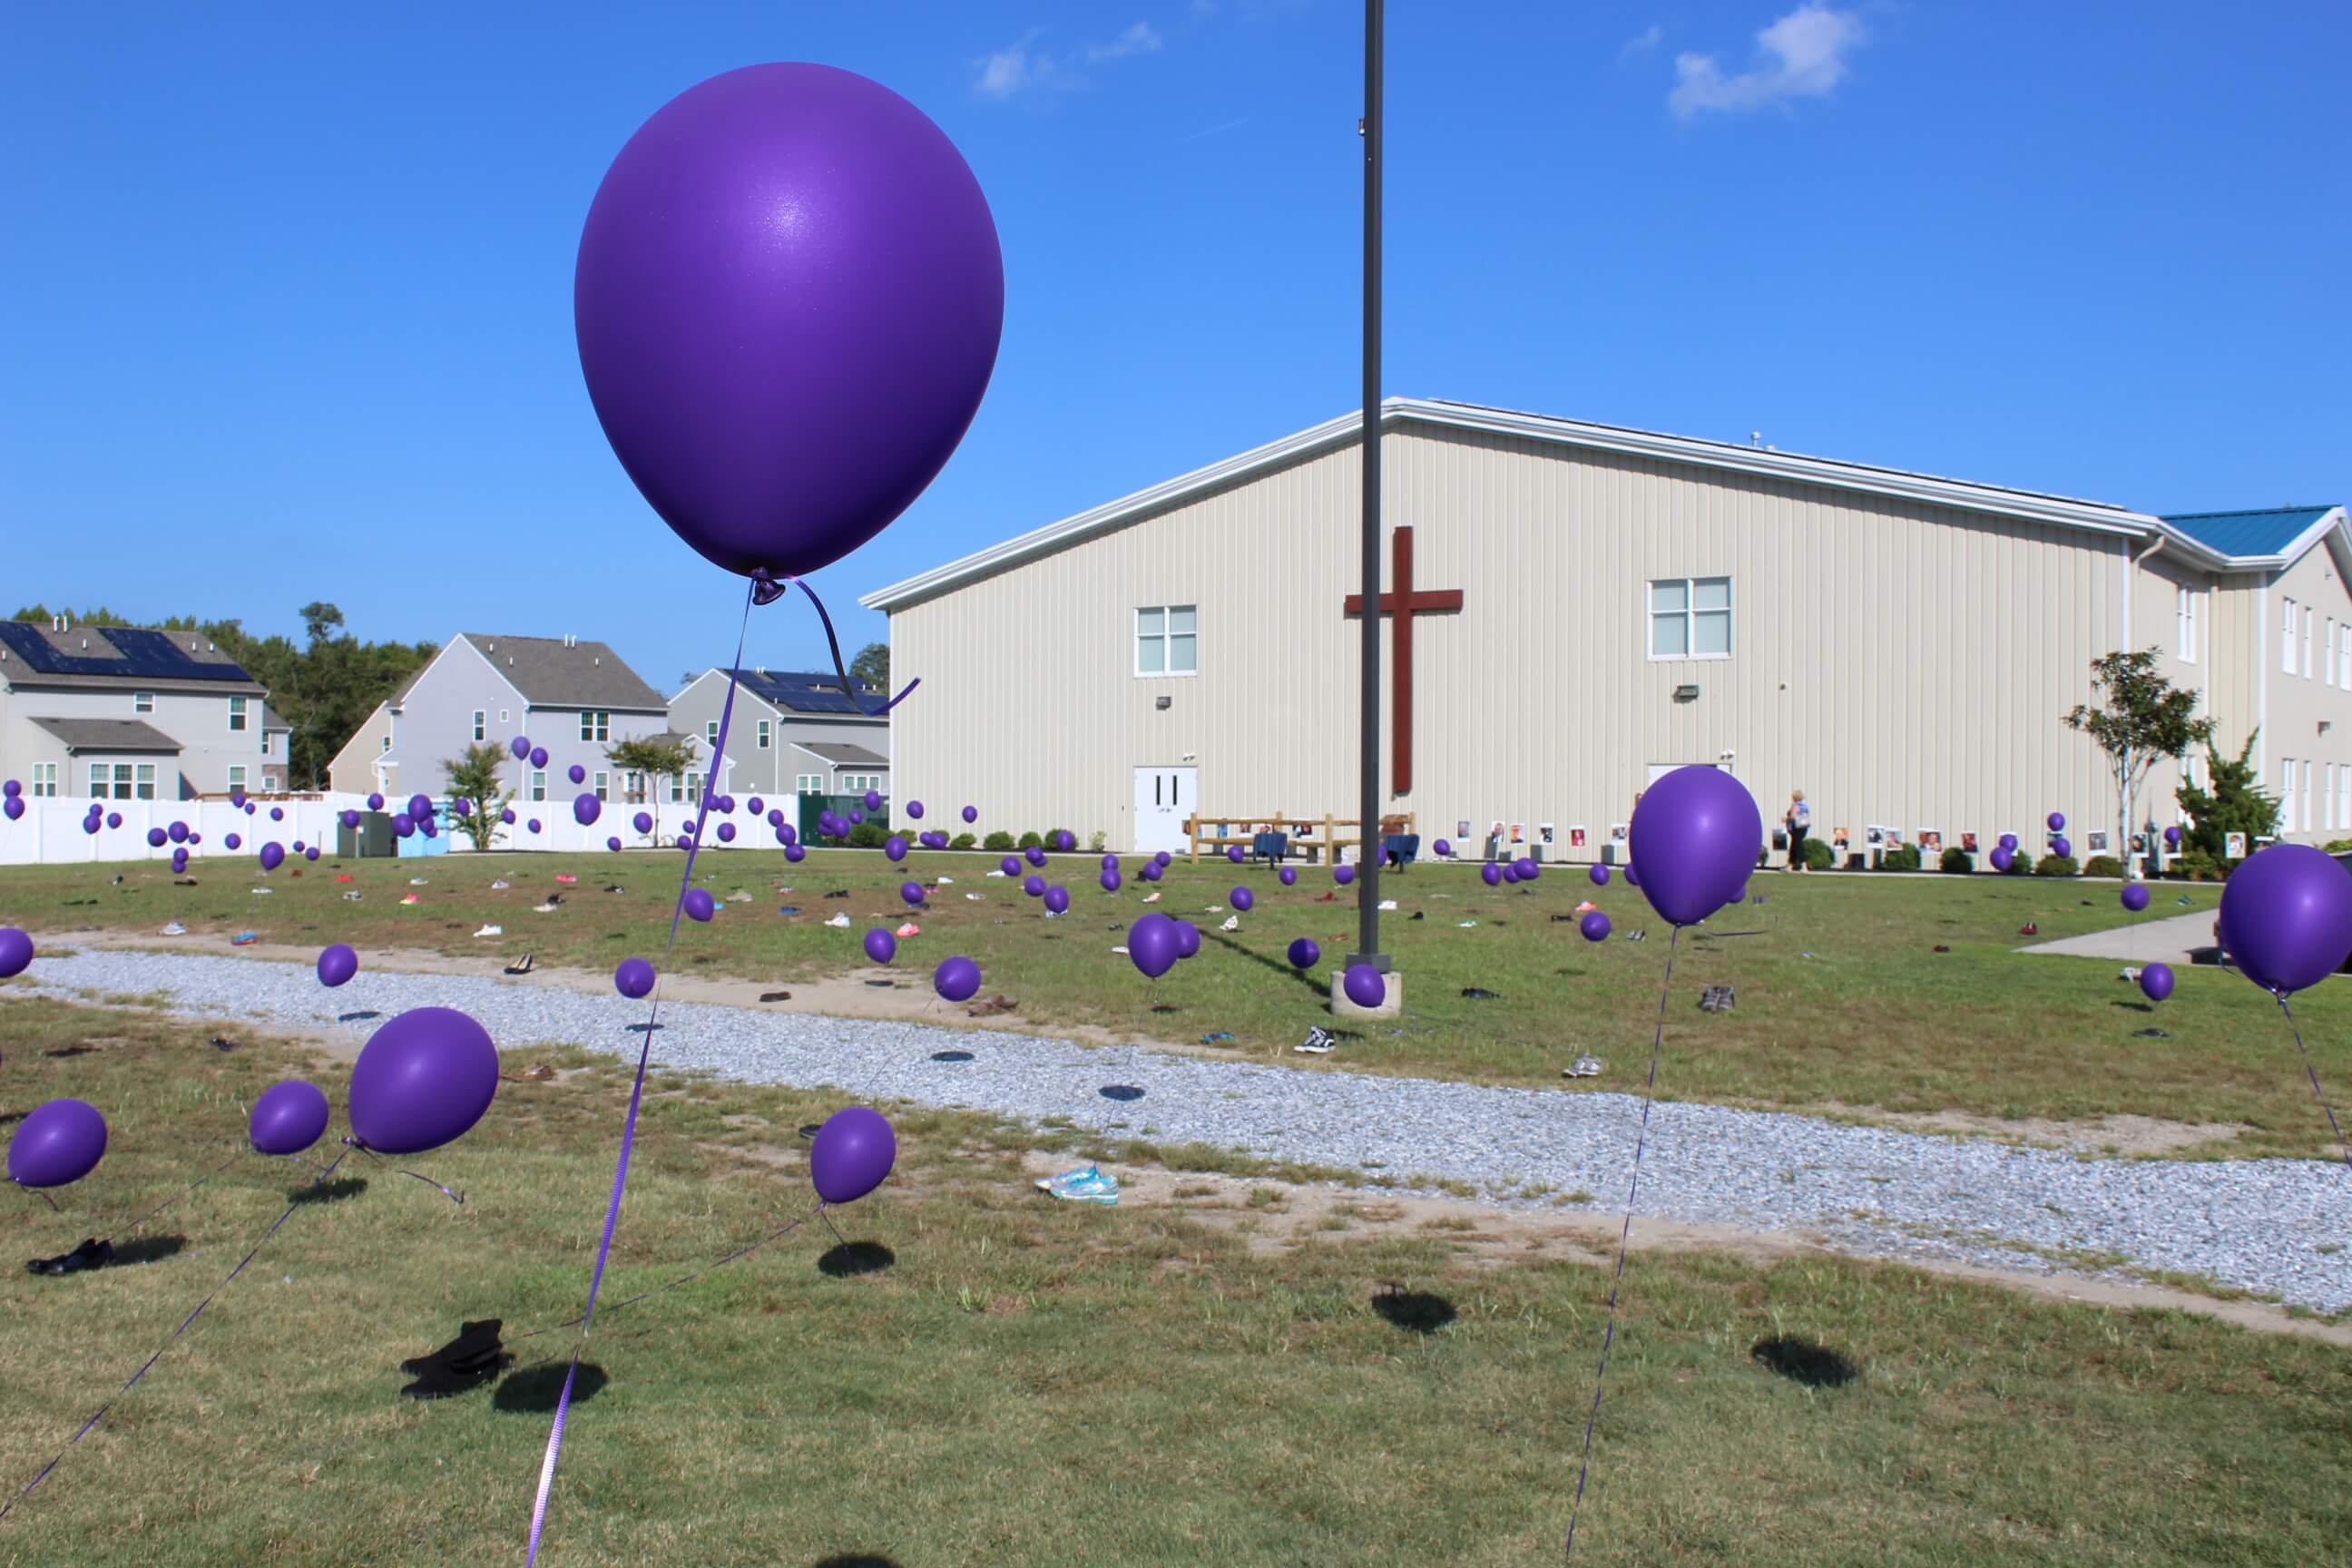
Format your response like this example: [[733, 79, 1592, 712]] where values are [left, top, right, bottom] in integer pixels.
[[1183, 812, 1416, 865]]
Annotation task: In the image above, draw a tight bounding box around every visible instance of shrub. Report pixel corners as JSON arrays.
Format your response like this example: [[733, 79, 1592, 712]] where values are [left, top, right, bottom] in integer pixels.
[[1088, 829, 1108, 853], [2178, 849, 2226, 881], [1879, 845, 1921, 872], [2034, 854, 2079, 877], [2082, 854, 2124, 878], [1016, 830, 1044, 851], [1756, 846, 1771, 869], [847, 821, 888, 848], [2325, 838, 2352, 856], [950, 832, 976, 850], [982, 830, 1014, 852], [1803, 837, 1836, 869], [1939, 847, 1973, 874], [2002, 851, 2032, 876]]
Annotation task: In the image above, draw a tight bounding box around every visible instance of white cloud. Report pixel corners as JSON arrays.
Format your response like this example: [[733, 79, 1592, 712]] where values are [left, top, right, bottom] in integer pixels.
[[973, 32, 1055, 100], [1668, 4, 1864, 119], [1089, 21, 1163, 61], [1618, 24, 1663, 63]]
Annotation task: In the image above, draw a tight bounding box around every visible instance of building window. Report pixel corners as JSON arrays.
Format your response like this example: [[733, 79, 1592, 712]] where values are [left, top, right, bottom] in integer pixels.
[[581, 710, 610, 742], [2305, 607, 2315, 679], [797, 773, 822, 793], [2305, 759, 2314, 831], [669, 773, 684, 804], [1649, 576, 1732, 660], [2339, 767, 2348, 832], [757, 720, 771, 750], [593, 770, 610, 802], [228, 695, 249, 732], [2176, 587, 2198, 662], [381, 734, 392, 753], [2281, 757, 2297, 830], [624, 770, 644, 803], [472, 710, 486, 741], [1136, 605, 1199, 675], [261, 730, 273, 756], [499, 708, 510, 724], [2329, 763, 2339, 832], [707, 720, 720, 748], [2283, 598, 2298, 673], [228, 765, 246, 793], [133, 691, 153, 713], [31, 761, 57, 798], [685, 771, 703, 806], [530, 770, 547, 801]]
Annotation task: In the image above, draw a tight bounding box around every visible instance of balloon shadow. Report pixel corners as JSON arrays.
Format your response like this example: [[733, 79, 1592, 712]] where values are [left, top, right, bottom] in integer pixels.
[[930, 1050, 975, 1063], [1751, 1336, 1857, 1387], [110, 1234, 189, 1268], [337, 1010, 382, 1024], [1370, 1289, 1456, 1335], [494, 1362, 607, 1414], [811, 1556, 904, 1568], [2111, 1000, 2155, 1014], [290, 1177, 369, 1206], [1099, 1084, 1145, 1102], [818, 1242, 896, 1279], [1205, 932, 1328, 1000], [43, 1045, 98, 1059]]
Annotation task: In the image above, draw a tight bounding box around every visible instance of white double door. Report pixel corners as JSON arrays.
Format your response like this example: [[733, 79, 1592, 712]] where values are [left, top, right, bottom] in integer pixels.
[[1133, 766, 1196, 855]]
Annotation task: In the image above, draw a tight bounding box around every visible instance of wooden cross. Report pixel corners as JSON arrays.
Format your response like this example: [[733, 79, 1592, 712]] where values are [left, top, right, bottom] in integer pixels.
[[1344, 525, 1463, 796]]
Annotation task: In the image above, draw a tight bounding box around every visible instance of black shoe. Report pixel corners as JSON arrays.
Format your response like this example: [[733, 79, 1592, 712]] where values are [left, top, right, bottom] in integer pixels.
[[603, 885, 625, 894], [28, 1238, 113, 1276], [1409, 910, 1425, 920], [503, 953, 536, 976]]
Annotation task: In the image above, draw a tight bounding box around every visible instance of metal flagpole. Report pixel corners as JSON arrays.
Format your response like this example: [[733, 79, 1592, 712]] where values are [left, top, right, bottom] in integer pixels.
[[1353, 0, 1387, 975]]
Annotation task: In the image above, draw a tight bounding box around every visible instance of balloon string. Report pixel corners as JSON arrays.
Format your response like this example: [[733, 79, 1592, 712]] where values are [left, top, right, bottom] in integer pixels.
[[775, 573, 919, 716], [1564, 924, 1681, 1560], [13, 1183, 62, 1213], [116, 1147, 250, 1237], [527, 576, 756, 1567], [1, 1149, 351, 1523], [343, 1139, 464, 1205], [2277, 995, 2352, 1175], [507, 1204, 820, 1346]]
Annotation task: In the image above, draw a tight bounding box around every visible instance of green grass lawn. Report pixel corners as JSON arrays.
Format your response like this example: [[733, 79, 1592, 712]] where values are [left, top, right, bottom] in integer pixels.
[[2, 999, 2347, 1566], [5, 847, 2347, 1158]]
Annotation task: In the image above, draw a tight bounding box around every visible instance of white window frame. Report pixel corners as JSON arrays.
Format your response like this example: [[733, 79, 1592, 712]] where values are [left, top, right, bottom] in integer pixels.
[[757, 719, 771, 750], [2176, 586, 2197, 663], [2283, 598, 2298, 674], [796, 773, 823, 793], [31, 761, 58, 798], [2339, 766, 2349, 834], [685, 771, 703, 807], [2281, 757, 2297, 830], [593, 769, 610, 802], [530, 769, 547, 802], [581, 710, 610, 742], [381, 734, 392, 754], [706, 720, 720, 748], [228, 765, 247, 793], [1648, 576, 1733, 662], [669, 773, 684, 804], [472, 710, 486, 742], [135, 763, 154, 799], [1134, 604, 1200, 678], [498, 708, 510, 724], [133, 691, 154, 714], [227, 695, 249, 732], [2305, 606, 2315, 679], [2305, 759, 2314, 831], [2330, 622, 2338, 689]]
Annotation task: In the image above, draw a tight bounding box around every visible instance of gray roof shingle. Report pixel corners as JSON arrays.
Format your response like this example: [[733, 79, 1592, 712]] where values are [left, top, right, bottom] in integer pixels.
[[462, 634, 666, 711], [30, 716, 185, 753]]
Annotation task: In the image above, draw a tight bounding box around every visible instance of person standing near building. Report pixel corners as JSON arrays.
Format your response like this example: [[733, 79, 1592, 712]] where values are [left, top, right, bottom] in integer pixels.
[[1783, 789, 1812, 871]]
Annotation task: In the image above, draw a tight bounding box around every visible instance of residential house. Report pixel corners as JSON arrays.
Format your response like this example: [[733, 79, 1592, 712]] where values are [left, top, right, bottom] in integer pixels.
[[0, 617, 274, 800], [668, 668, 891, 804]]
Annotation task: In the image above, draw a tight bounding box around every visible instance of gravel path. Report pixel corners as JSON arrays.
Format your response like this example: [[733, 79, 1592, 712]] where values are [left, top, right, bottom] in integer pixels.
[[18, 945, 2352, 1311]]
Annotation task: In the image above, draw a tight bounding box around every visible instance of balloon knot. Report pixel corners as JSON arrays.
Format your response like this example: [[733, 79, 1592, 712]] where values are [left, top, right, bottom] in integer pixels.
[[749, 569, 789, 607]]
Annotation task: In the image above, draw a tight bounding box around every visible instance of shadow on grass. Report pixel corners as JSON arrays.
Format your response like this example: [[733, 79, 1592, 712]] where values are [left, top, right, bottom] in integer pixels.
[[1371, 1289, 1456, 1335], [43, 1045, 98, 1059], [1205, 932, 1328, 1001], [818, 1241, 896, 1279], [811, 1556, 904, 1567], [111, 1234, 189, 1267], [2112, 1000, 2155, 1014], [1751, 1336, 1857, 1387], [494, 1361, 607, 1414], [290, 1177, 368, 1206]]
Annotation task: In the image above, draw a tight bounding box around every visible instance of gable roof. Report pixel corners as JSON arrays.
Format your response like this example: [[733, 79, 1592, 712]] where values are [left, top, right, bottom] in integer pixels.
[[861, 397, 2345, 610], [794, 740, 889, 769], [30, 716, 184, 753], [457, 634, 665, 711], [0, 621, 265, 691], [2160, 505, 2346, 563]]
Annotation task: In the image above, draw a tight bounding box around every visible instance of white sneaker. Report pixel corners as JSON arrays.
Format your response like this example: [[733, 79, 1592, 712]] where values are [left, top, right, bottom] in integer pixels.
[[343, 891, 363, 902], [965, 893, 984, 901], [936, 877, 954, 885], [1295, 1027, 1337, 1055], [250, 887, 274, 896], [1378, 898, 1397, 911], [1220, 916, 1240, 932], [409, 877, 429, 887], [1142, 891, 1162, 903], [985, 869, 1007, 877], [825, 913, 851, 928], [490, 879, 510, 891], [160, 922, 187, 936], [475, 924, 503, 937]]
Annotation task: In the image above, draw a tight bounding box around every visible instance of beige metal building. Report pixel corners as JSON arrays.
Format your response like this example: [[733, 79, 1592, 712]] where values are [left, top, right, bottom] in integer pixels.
[[863, 398, 2349, 861]]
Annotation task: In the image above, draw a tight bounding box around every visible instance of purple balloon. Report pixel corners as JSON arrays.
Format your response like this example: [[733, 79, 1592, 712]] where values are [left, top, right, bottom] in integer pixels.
[[1278, 866, 1297, 886], [1171, 919, 1200, 960], [633, 811, 653, 834], [1580, 910, 1612, 943], [1230, 887, 1254, 913], [2140, 962, 2176, 1003], [8, 1099, 107, 1188], [1227, 845, 1244, 864], [808, 1106, 897, 1205], [80, 816, 99, 836], [886, 835, 908, 862], [349, 1008, 498, 1155], [146, 827, 168, 848], [305, 846, 320, 861], [224, 831, 240, 850], [530, 747, 549, 769], [576, 64, 1003, 582], [391, 812, 415, 838], [1000, 856, 1021, 877], [962, 805, 978, 824], [1989, 845, 2014, 872], [682, 888, 716, 922], [1502, 863, 1521, 884], [848, 809, 864, 827], [527, 818, 543, 835], [1514, 858, 1540, 881], [768, 808, 785, 827], [0, 926, 32, 979], [901, 880, 928, 906], [1433, 838, 1451, 857], [615, 957, 657, 999], [934, 955, 982, 1004], [863, 789, 884, 812], [1100, 869, 1123, 893], [779, 822, 798, 844], [716, 821, 736, 842], [270, 807, 285, 822], [2121, 885, 2151, 913], [2164, 825, 2182, 848], [567, 764, 586, 787], [2052, 837, 2073, 860], [317, 943, 359, 987], [1627, 765, 1764, 926], [1287, 936, 1320, 970], [1335, 864, 1357, 886], [1128, 914, 1181, 979], [243, 801, 256, 815], [368, 792, 386, 811], [747, 797, 764, 816], [785, 842, 806, 862], [105, 811, 122, 829], [906, 800, 924, 819], [1140, 861, 1162, 882], [1341, 964, 1386, 1009], [1024, 845, 1047, 867], [1998, 833, 2019, 851], [0, 796, 16, 823], [1154, 851, 1172, 867], [167, 820, 189, 843], [230, 789, 247, 808], [340, 808, 361, 829], [511, 735, 532, 759], [864, 927, 897, 964], [259, 841, 286, 872], [607, 836, 623, 852], [2047, 812, 2066, 832], [2217, 843, 2352, 995], [408, 794, 431, 821], [0, 779, 15, 797], [573, 793, 602, 827], [250, 1080, 331, 1157], [1044, 885, 1071, 915], [1022, 874, 1046, 898], [292, 839, 305, 854], [1590, 864, 1611, 887], [1481, 862, 1503, 887]]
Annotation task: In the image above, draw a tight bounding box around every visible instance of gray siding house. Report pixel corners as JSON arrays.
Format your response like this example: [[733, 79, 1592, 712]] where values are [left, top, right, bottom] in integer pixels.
[[0, 618, 275, 799], [326, 633, 668, 804], [668, 668, 891, 802]]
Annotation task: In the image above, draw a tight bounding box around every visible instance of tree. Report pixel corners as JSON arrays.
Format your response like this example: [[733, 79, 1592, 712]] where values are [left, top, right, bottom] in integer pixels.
[[850, 641, 889, 696], [443, 742, 514, 852], [2063, 648, 2215, 873], [607, 733, 698, 843], [2176, 731, 2279, 867], [301, 602, 345, 645]]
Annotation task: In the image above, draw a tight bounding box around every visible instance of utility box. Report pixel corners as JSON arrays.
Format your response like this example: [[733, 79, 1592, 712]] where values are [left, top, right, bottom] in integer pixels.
[[339, 811, 398, 858]]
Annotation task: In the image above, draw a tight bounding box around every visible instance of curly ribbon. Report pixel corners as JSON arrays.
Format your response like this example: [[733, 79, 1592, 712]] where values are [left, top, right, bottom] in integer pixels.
[[750, 569, 919, 716], [1564, 925, 1682, 1559], [2, 1149, 351, 1522], [344, 1138, 466, 1205], [527, 577, 758, 1565]]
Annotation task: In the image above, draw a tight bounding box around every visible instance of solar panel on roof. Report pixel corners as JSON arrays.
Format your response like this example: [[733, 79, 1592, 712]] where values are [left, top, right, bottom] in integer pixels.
[[0, 622, 254, 681]]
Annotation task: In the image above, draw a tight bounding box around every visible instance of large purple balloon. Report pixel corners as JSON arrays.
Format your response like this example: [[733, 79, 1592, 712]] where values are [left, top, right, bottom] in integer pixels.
[[934, 955, 982, 1003], [715, 821, 736, 843], [2121, 885, 2151, 913], [614, 957, 657, 998], [1341, 964, 1386, 1009], [250, 1080, 331, 1157], [1287, 936, 1320, 970], [568, 764, 587, 786], [1, 795, 17, 823], [1230, 887, 1254, 913], [1000, 856, 1022, 877], [368, 792, 386, 811], [168, 820, 189, 843], [1334, 864, 1357, 887], [1100, 868, 1123, 893], [1589, 864, 1611, 887], [906, 800, 924, 818], [2140, 962, 2176, 1004], [147, 827, 168, 848], [1481, 862, 1503, 887], [392, 813, 415, 838], [2164, 825, 2182, 848], [511, 735, 533, 760], [808, 1106, 897, 1205], [1226, 845, 1244, 864], [530, 747, 549, 769], [785, 842, 805, 863], [1998, 833, 2019, 851], [317, 943, 359, 988], [1278, 866, 1296, 886], [1024, 845, 1047, 868], [2217, 843, 2352, 995], [573, 792, 602, 827], [259, 841, 286, 872], [223, 831, 240, 850], [0, 926, 33, 979], [2052, 837, 2073, 861], [1021, 874, 1045, 898], [1627, 765, 1763, 926], [1433, 838, 1451, 857], [1581, 910, 1612, 943], [899, 880, 928, 907], [886, 835, 908, 862], [1171, 919, 1201, 960], [348, 1008, 499, 1155], [682, 888, 717, 922], [633, 811, 653, 834], [340, 808, 361, 829], [2047, 812, 2066, 832], [1044, 885, 1071, 915], [1129, 913, 1180, 979], [864, 927, 897, 965], [408, 795, 432, 822], [575, 64, 1003, 582], [527, 818, 543, 836], [962, 805, 978, 824], [1989, 845, 2014, 872], [105, 811, 122, 829], [8, 1099, 107, 1188]]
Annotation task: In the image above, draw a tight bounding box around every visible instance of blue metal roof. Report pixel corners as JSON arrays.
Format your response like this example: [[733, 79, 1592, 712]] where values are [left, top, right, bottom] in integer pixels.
[[2161, 505, 2339, 559]]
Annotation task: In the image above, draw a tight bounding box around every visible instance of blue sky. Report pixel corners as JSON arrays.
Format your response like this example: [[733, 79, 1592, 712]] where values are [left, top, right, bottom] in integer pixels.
[[5, 2, 2347, 691]]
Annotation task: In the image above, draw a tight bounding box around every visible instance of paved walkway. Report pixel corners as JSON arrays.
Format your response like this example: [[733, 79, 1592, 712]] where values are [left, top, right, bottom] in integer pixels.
[[2020, 909, 2220, 965]]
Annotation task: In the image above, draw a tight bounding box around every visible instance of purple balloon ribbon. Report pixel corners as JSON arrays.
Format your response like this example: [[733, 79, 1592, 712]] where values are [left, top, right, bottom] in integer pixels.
[[343, 1137, 466, 1205], [529, 580, 758, 1564], [2, 1147, 350, 1521], [755, 570, 919, 716], [2277, 996, 2352, 1174], [1563, 926, 1682, 1559]]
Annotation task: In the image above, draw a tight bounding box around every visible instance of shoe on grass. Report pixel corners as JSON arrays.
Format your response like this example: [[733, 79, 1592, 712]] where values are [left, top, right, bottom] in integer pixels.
[[409, 877, 429, 887], [1295, 1027, 1337, 1055], [475, 924, 504, 938], [401, 893, 421, 906], [160, 921, 187, 936]]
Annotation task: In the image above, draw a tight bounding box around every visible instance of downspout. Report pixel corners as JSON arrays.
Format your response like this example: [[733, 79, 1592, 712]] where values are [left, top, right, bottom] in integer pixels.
[[2124, 534, 2168, 875]]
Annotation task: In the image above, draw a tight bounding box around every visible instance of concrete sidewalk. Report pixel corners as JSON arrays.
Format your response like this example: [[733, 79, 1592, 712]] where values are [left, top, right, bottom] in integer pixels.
[[2019, 909, 2220, 965]]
